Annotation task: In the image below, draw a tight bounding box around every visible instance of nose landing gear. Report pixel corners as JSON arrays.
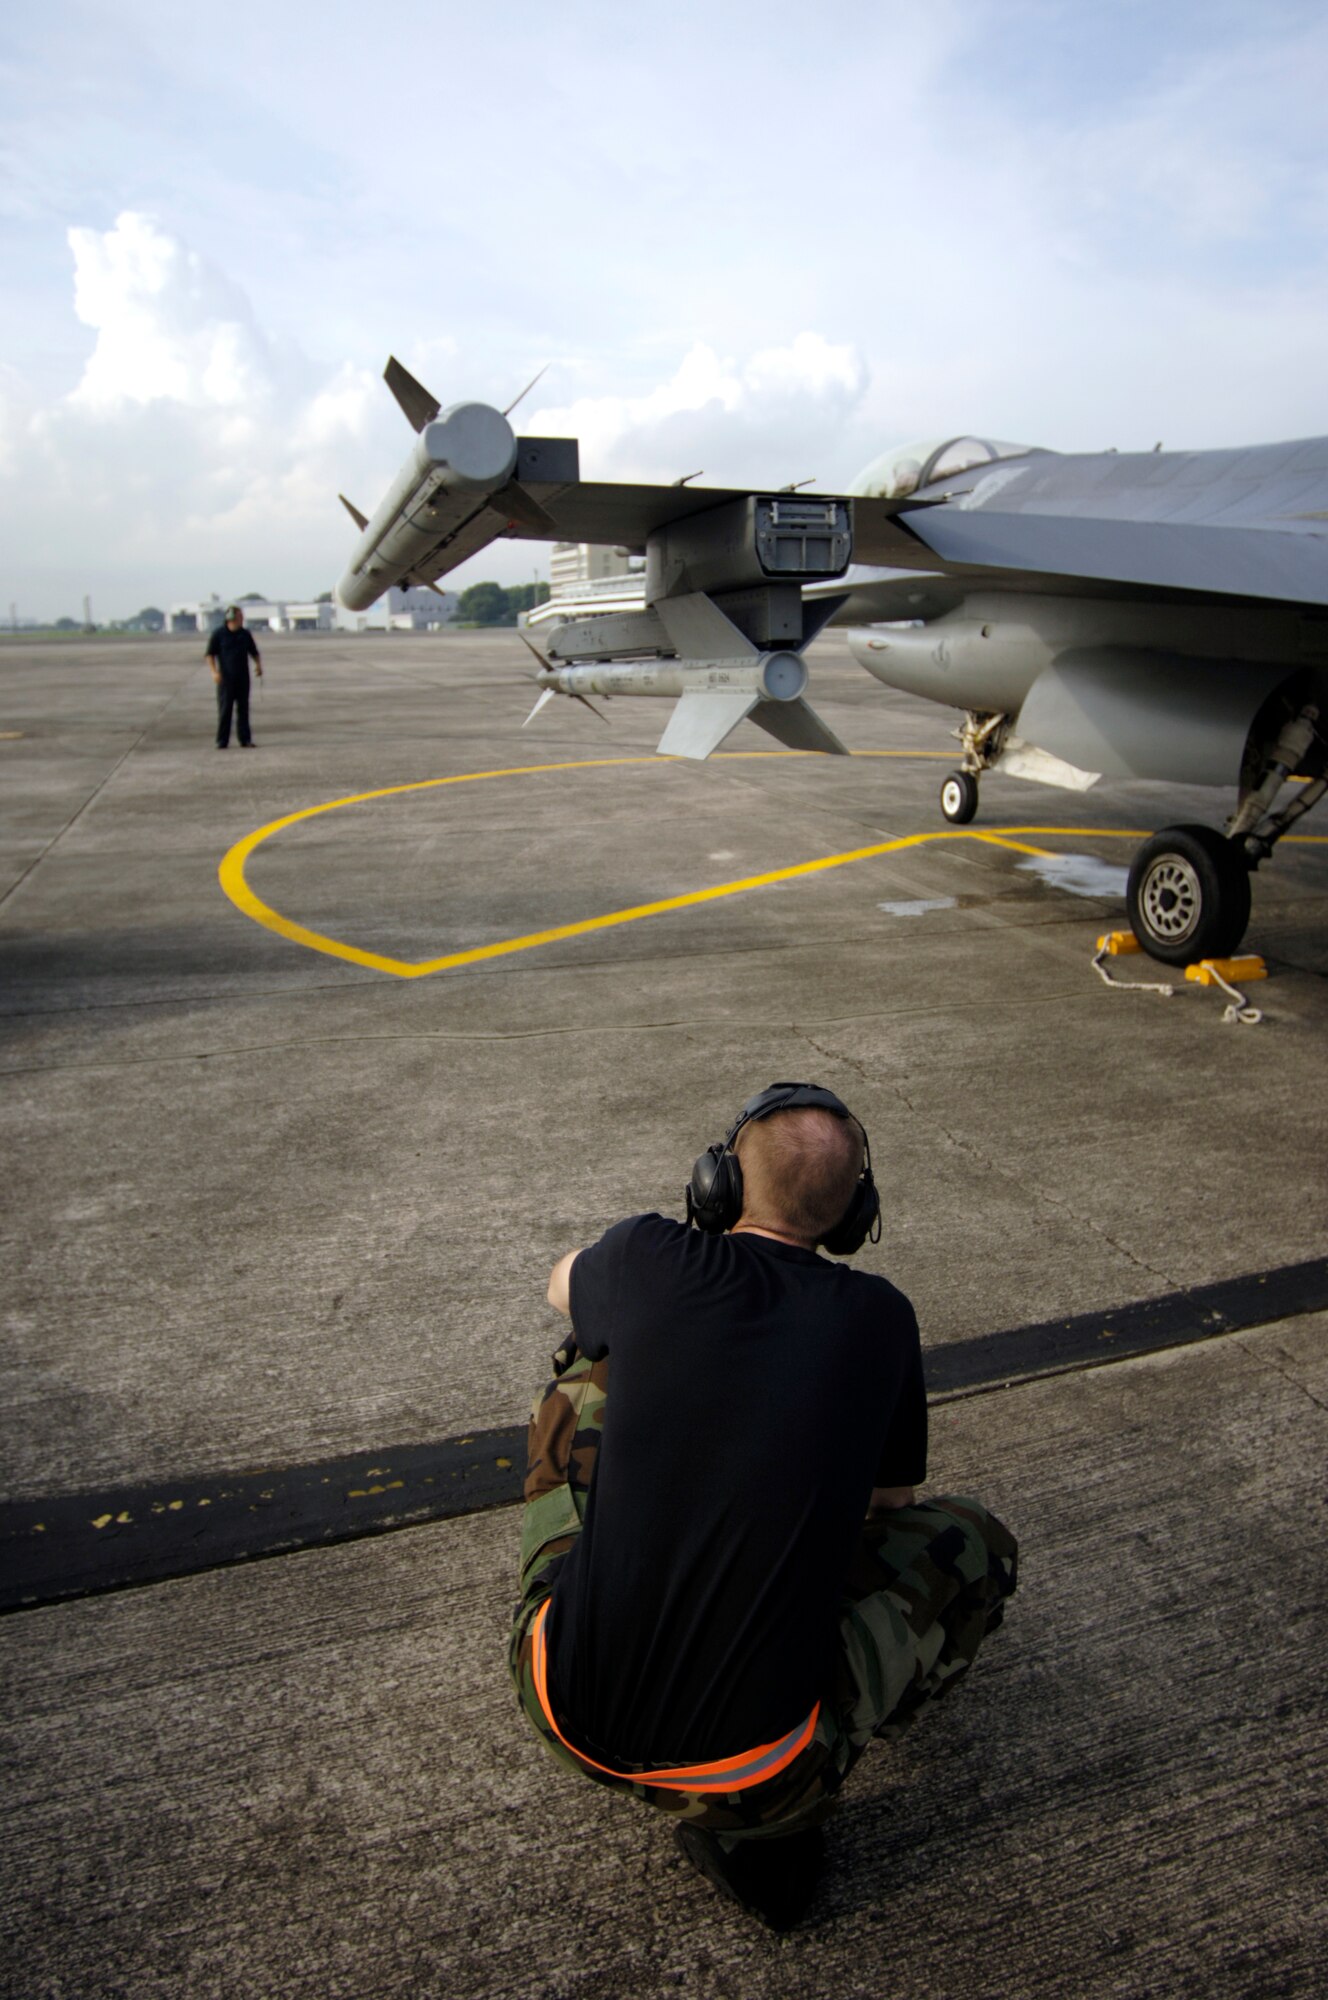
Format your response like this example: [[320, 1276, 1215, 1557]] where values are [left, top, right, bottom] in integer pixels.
[[940, 770, 979, 824], [939, 711, 1008, 824]]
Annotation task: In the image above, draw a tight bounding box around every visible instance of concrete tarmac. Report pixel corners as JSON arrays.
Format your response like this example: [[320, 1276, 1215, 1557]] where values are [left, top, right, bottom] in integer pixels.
[[1, 631, 1326, 1996]]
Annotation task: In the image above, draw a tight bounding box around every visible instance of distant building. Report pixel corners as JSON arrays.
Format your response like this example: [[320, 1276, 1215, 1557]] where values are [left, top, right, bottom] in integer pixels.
[[549, 542, 634, 595], [384, 585, 458, 631], [332, 585, 458, 633], [167, 594, 224, 634], [527, 543, 645, 629], [167, 595, 339, 635], [166, 587, 458, 636]]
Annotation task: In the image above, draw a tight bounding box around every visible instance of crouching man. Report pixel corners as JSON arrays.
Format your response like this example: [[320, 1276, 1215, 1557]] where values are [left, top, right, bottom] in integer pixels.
[[509, 1082, 1017, 1931]]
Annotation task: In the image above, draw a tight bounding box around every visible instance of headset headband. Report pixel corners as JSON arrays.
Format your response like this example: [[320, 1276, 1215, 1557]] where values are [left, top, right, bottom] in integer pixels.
[[724, 1081, 857, 1148]]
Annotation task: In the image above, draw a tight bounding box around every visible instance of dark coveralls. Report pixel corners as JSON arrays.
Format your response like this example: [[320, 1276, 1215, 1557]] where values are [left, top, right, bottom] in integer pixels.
[[208, 624, 259, 746], [510, 1218, 1019, 1843]]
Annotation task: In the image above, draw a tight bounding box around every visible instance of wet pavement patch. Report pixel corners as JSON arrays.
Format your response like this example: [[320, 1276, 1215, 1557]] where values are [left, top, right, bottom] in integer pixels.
[[5, 1253, 1326, 1616], [1018, 853, 1131, 899], [877, 897, 958, 917]]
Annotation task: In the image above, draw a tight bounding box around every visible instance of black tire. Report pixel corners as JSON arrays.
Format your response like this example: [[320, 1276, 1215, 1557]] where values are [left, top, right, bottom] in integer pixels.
[[1126, 824, 1252, 965], [940, 770, 979, 824]]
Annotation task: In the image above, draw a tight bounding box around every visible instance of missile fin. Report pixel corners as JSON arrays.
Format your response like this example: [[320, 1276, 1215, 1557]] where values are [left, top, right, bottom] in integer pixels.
[[503, 362, 549, 417], [497, 481, 558, 534], [517, 629, 553, 670], [384, 355, 441, 433], [747, 696, 849, 756], [654, 592, 758, 661], [655, 687, 758, 760], [522, 684, 607, 728], [339, 494, 369, 531]]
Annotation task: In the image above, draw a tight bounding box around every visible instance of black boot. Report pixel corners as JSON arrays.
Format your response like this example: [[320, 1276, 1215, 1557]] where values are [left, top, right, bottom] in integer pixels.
[[675, 1823, 823, 1931]]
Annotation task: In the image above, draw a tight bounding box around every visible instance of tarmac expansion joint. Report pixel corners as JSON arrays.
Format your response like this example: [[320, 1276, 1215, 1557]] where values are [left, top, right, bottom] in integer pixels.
[[4, 1255, 1325, 1619]]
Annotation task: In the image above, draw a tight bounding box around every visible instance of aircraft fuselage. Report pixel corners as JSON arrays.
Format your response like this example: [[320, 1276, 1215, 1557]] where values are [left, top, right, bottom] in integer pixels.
[[848, 593, 1326, 717]]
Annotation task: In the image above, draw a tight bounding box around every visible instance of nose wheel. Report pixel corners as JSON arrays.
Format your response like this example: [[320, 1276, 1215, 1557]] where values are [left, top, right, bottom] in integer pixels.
[[1126, 824, 1252, 965], [940, 771, 979, 824]]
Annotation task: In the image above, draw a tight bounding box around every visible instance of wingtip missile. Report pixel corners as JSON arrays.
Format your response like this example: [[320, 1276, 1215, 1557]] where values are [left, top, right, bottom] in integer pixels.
[[336, 401, 519, 612]]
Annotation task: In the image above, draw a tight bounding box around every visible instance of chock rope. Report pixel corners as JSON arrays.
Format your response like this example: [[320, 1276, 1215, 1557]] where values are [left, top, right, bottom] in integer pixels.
[[1092, 934, 1264, 1026]]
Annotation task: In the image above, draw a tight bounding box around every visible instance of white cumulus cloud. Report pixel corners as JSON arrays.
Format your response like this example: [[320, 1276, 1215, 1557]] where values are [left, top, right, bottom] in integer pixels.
[[67, 212, 274, 413], [1, 222, 878, 620], [1, 213, 409, 616], [528, 334, 869, 488]]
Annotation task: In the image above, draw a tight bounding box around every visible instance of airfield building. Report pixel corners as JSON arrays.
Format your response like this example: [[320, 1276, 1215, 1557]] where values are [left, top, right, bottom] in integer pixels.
[[528, 542, 645, 628], [166, 589, 457, 635], [167, 595, 338, 635]]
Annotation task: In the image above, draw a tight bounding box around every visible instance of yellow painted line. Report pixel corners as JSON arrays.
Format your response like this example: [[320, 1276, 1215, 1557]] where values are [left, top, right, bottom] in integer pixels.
[[219, 756, 1328, 981]]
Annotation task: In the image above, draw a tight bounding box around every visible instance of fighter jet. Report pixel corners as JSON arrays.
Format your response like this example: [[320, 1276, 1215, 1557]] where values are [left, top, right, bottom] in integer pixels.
[[336, 361, 1327, 963]]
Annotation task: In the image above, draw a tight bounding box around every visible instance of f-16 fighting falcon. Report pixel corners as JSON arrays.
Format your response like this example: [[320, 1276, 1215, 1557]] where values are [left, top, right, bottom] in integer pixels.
[[336, 358, 1327, 964]]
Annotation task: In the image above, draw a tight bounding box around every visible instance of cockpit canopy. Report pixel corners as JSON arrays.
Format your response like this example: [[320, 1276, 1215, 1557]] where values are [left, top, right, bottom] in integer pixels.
[[849, 435, 1039, 501]]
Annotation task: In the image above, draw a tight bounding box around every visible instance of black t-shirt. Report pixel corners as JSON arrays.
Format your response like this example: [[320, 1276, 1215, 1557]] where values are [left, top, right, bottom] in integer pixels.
[[207, 624, 259, 677], [547, 1213, 927, 1764]]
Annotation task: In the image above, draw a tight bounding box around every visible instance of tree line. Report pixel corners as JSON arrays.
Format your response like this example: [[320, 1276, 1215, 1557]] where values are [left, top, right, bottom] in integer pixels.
[[455, 581, 551, 626], [25, 582, 550, 634]]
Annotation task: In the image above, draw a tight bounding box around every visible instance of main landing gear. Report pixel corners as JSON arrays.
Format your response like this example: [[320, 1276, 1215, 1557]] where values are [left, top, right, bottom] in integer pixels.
[[1127, 699, 1326, 965], [1125, 825, 1251, 965], [937, 698, 1327, 966]]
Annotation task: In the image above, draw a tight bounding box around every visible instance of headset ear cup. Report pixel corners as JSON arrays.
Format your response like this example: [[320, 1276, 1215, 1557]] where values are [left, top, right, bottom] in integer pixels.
[[820, 1175, 881, 1257], [687, 1145, 744, 1234]]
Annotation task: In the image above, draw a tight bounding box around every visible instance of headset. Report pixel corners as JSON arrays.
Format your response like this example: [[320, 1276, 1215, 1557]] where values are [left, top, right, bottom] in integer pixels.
[[685, 1081, 881, 1255]]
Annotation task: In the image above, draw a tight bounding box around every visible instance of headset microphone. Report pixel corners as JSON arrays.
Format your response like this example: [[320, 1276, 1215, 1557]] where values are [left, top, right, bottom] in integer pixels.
[[686, 1081, 880, 1255]]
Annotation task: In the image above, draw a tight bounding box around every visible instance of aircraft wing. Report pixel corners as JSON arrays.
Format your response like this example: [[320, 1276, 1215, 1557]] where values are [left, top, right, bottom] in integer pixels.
[[890, 438, 1328, 609], [338, 450, 926, 612], [334, 360, 926, 613], [897, 506, 1328, 607], [340, 365, 1328, 615]]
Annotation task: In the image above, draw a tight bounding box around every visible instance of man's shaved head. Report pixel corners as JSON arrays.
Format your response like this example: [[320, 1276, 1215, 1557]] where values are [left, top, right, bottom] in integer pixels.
[[734, 1106, 865, 1245]]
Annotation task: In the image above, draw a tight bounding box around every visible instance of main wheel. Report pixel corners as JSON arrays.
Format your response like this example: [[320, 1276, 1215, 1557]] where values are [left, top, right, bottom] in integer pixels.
[[1126, 824, 1252, 965], [940, 771, 979, 824]]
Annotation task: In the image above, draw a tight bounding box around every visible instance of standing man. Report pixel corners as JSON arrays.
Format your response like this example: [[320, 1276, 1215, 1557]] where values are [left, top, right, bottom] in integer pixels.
[[510, 1082, 1018, 1932], [206, 604, 262, 748]]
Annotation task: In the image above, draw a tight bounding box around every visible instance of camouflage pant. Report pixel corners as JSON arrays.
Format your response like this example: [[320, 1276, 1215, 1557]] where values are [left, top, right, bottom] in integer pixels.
[[509, 1350, 1018, 1841]]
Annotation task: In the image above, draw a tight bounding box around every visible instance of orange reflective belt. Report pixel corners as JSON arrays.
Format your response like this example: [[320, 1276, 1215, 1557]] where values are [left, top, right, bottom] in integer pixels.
[[531, 1597, 819, 1794]]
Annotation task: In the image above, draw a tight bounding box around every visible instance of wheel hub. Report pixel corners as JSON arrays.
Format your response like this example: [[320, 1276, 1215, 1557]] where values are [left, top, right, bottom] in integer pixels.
[[1140, 857, 1200, 943]]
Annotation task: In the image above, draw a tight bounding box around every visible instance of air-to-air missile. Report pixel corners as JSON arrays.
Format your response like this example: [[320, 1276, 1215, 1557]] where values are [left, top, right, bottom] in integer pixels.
[[336, 402, 519, 614], [521, 643, 841, 759]]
